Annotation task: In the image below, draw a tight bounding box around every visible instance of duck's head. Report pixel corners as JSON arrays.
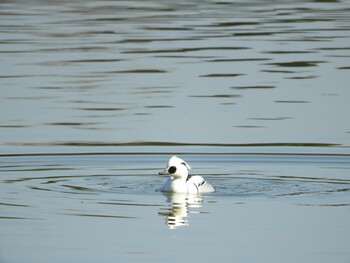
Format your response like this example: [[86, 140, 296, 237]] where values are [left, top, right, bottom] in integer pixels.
[[159, 156, 191, 180]]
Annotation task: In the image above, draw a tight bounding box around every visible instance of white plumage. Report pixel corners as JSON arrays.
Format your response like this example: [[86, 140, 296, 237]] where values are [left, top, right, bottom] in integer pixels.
[[158, 156, 215, 193]]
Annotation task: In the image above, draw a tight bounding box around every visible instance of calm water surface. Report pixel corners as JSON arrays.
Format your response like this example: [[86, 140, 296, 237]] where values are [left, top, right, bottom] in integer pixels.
[[1, 0, 350, 262]]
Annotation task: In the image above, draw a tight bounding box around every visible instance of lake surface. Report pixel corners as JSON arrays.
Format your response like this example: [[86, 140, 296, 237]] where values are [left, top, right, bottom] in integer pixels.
[[1, 0, 350, 262]]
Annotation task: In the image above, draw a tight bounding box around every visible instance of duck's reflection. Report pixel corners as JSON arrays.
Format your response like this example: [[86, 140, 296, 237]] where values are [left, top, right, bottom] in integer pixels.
[[158, 193, 204, 229]]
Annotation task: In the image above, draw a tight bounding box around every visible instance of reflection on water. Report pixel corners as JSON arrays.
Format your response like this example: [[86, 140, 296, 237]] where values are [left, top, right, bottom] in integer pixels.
[[1, 0, 350, 262], [1, 153, 350, 262], [1, 0, 350, 152], [1, 153, 349, 209], [159, 193, 204, 229]]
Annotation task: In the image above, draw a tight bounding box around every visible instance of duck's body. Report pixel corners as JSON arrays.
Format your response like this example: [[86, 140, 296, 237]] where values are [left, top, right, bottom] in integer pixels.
[[158, 156, 215, 194], [160, 175, 215, 193]]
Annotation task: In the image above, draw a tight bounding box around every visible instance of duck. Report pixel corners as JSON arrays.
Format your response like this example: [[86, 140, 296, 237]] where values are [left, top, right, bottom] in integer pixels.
[[158, 156, 215, 193]]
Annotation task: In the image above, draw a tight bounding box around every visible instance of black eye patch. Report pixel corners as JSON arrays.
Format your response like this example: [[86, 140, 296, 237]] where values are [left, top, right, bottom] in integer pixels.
[[168, 166, 177, 174]]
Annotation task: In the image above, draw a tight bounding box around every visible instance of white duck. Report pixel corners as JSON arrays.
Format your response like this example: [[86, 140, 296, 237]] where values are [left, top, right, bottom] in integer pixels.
[[158, 156, 215, 193]]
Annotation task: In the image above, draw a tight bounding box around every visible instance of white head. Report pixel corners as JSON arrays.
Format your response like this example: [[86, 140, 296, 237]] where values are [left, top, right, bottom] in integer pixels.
[[159, 156, 191, 180]]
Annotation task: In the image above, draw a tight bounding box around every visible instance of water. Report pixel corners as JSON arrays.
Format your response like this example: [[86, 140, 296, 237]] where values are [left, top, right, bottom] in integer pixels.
[[1, 0, 350, 262], [1, 153, 350, 262]]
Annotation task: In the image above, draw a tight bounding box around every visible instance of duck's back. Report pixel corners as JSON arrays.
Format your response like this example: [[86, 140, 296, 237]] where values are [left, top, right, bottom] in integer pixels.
[[187, 175, 215, 193]]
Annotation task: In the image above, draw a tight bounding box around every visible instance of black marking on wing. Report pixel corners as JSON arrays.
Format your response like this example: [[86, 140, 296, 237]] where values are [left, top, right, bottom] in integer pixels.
[[193, 182, 199, 193], [198, 180, 205, 186], [188, 176, 205, 186]]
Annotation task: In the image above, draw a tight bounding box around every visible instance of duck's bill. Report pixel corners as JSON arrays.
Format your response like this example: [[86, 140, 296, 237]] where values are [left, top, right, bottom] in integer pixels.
[[158, 169, 169, 175]]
